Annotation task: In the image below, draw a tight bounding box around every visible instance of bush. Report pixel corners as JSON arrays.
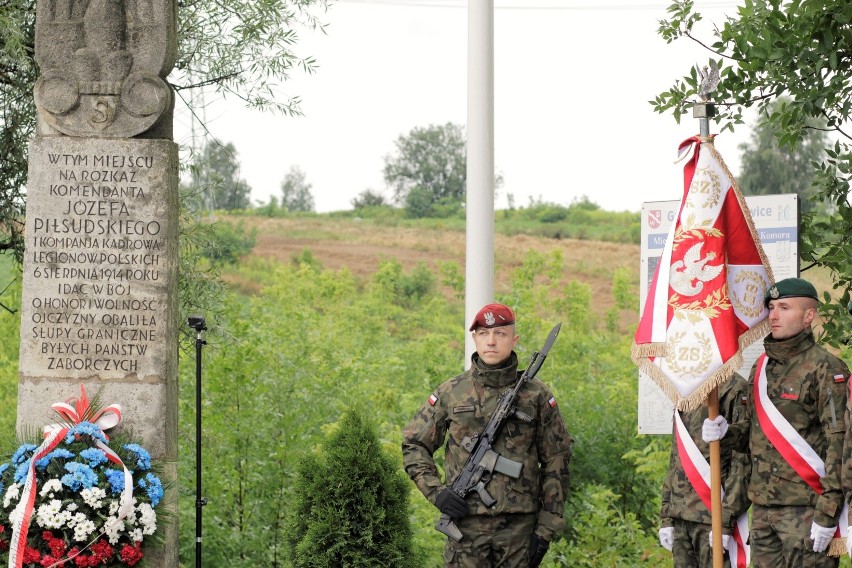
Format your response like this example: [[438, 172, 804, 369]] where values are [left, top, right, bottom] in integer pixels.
[[202, 220, 257, 265], [548, 484, 666, 567], [284, 408, 415, 567]]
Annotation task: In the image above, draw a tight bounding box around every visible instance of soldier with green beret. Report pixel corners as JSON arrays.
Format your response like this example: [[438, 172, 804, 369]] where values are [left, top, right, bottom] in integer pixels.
[[704, 277, 850, 567], [659, 373, 750, 567], [402, 303, 573, 567]]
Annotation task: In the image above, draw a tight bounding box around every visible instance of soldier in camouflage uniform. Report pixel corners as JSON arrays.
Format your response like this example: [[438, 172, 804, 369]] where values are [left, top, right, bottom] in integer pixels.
[[402, 303, 573, 568], [704, 277, 850, 568], [659, 374, 750, 567]]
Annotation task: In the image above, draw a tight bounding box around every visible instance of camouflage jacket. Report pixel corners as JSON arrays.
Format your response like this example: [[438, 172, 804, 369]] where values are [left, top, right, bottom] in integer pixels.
[[724, 328, 849, 527], [402, 351, 573, 541], [660, 374, 750, 531]]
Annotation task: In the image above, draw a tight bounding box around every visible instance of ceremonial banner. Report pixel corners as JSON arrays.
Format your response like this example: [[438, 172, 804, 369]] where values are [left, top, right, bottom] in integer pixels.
[[632, 136, 773, 411]]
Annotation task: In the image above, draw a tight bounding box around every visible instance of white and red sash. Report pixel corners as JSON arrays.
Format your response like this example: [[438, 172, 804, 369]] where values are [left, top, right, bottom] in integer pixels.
[[753, 354, 848, 550], [674, 410, 750, 566]]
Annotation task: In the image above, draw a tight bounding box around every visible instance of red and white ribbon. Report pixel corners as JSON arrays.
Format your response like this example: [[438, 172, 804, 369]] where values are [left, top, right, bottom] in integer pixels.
[[8, 385, 134, 568], [753, 355, 848, 545], [674, 410, 750, 566]]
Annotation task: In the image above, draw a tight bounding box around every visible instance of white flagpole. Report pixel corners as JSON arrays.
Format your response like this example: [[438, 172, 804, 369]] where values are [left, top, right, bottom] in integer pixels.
[[465, 0, 495, 368]]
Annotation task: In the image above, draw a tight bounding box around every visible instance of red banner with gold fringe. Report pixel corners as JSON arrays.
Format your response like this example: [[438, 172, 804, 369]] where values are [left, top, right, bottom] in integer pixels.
[[632, 136, 773, 411]]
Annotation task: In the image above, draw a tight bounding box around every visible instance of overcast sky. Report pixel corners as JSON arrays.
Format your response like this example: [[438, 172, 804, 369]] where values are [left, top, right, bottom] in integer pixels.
[[174, 0, 753, 214]]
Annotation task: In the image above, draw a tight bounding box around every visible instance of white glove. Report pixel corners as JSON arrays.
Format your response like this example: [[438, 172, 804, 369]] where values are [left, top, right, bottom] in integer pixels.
[[708, 531, 730, 550], [702, 415, 728, 442], [810, 521, 835, 553], [659, 527, 674, 551]]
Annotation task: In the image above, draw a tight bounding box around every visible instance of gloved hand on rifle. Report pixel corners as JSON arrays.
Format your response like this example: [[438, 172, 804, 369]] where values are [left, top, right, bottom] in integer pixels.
[[435, 488, 469, 519], [528, 533, 550, 568]]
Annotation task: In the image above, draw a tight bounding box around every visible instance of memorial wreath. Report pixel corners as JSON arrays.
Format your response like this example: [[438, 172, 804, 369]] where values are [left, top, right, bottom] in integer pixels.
[[0, 386, 163, 567]]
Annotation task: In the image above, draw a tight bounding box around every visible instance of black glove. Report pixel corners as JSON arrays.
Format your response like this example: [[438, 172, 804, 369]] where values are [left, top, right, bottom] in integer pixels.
[[434, 489, 469, 519], [528, 533, 550, 568]]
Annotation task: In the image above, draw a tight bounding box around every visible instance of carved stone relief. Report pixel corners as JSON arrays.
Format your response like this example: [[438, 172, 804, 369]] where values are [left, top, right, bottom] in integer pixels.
[[34, 0, 177, 138]]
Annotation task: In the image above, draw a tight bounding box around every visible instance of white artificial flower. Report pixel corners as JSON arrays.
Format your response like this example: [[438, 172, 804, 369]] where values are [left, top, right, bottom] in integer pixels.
[[39, 479, 63, 498], [129, 527, 143, 542], [73, 517, 96, 542], [137, 502, 157, 535], [8, 502, 24, 525], [81, 487, 106, 509], [35, 499, 65, 529], [3, 483, 21, 508], [103, 516, 126, 545], [67, 502, 78, 511]]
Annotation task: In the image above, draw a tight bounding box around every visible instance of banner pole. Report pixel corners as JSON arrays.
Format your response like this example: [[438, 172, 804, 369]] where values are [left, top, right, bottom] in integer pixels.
[[694, 59, 722, 568], [707, 387, 724, 568]]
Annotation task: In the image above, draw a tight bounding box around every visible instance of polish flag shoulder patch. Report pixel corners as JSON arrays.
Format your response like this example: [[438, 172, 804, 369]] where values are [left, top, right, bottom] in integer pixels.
[[428, 394, 438, 406], [834, 373, 846, 383], [548, 396, 557, 408]]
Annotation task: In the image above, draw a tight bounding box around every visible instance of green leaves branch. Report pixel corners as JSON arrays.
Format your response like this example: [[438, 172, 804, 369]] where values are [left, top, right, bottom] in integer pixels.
[[656, 0, 852, 349]]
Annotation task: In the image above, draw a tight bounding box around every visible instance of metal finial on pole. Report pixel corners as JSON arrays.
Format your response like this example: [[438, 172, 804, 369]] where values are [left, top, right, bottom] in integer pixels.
[[694, 60, 720, 138]]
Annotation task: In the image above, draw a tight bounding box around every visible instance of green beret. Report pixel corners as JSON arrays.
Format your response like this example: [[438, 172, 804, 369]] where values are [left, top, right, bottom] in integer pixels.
[[764, 277, 818, 307]]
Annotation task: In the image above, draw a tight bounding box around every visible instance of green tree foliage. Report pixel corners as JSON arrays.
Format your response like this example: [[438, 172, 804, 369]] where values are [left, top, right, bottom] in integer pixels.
[[0, 0, 36, 263], [549, 485, 667, 567], [352, 189, 388, 209], [0, 257, 20, 437], [174, 0, 327, 114], [0, 0, 327, 261], [498, 198, 640, 243], [280, 165, 315, 213], [185, 141, 253, 211], [284, 407, 415, 567], [201, 221, 258, 265], [654, 0, 852, 347], [371, 260, 436, 308], [737, 99, 829, 214], [383, 123, 467, 217]]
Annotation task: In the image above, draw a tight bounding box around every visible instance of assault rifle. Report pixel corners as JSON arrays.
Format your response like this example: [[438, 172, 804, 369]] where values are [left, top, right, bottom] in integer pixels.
[[435, 323, 562, 541]]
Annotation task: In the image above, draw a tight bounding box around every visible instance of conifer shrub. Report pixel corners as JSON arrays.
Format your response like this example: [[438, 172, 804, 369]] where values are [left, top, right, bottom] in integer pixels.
[[284, 407, 415, 567]]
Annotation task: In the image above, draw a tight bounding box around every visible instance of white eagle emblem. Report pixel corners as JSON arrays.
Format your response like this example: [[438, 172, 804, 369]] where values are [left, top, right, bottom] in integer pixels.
[[670, 242, 724, 296], [484, 312, 496, 326]]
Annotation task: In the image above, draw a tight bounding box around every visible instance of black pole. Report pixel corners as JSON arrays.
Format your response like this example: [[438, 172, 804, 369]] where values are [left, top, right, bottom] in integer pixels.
[[189, 315, 208, 568]]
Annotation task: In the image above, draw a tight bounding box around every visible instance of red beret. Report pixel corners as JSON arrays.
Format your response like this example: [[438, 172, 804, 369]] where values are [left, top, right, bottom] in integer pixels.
[[469, 303, 515, 331]]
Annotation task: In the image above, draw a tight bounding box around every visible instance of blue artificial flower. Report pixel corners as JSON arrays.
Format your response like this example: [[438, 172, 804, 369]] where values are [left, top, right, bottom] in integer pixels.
[[123, 444, 151, 471], [11, 444, 37, 465], [14, 460, 31, 484], [35, 448, 75, 471], [138, 472, 163, 507], [60, 462, 98, 491], [64, 422, 107, 444], [104, 468, 125, 494], [0, 462, 9, 475], [79, 448, 107, 468]]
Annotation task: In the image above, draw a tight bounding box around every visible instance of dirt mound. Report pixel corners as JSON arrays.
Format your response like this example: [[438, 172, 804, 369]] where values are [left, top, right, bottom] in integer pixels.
[[231, 216, 640, 329]]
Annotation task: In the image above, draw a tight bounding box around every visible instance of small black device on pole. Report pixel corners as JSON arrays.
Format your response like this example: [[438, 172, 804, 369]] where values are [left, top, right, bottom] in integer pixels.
[[188, 315, 208, 568]]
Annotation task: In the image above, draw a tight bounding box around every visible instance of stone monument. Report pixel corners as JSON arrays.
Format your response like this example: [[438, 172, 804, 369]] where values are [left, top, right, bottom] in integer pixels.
[[18, 0, 179, 565]]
